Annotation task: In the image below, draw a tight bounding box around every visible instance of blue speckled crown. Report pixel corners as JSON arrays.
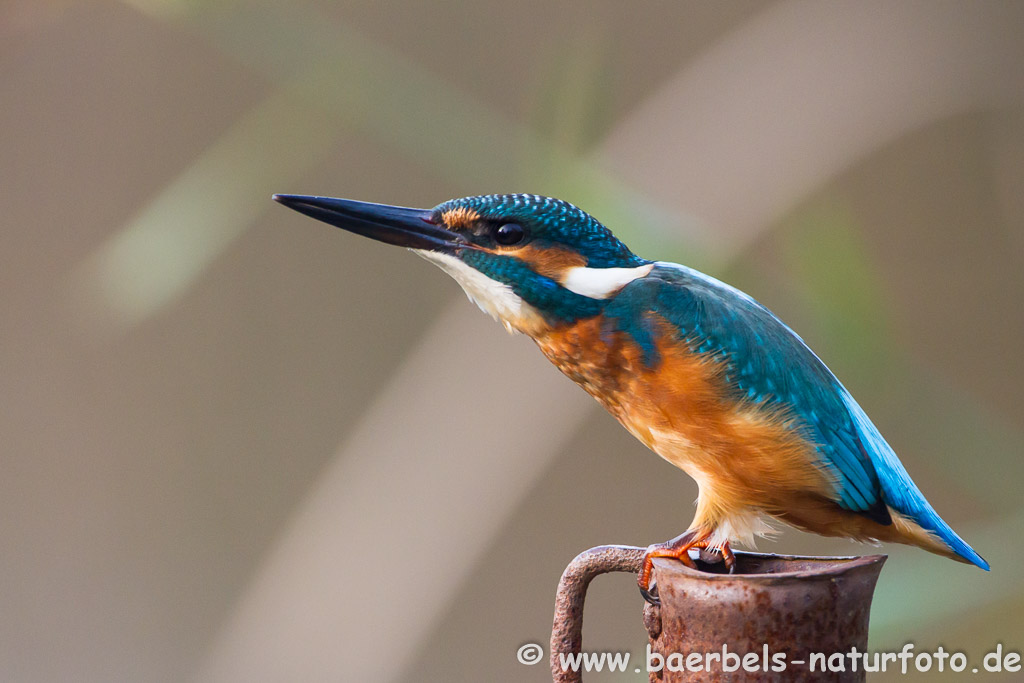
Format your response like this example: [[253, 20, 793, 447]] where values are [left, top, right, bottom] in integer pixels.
[[433, 194, 645, 268]]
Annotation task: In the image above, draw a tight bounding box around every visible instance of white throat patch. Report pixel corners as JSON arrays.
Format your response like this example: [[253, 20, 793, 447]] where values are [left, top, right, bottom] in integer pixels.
[[561, 264, 653, 299], [413, 250, 541, 334]]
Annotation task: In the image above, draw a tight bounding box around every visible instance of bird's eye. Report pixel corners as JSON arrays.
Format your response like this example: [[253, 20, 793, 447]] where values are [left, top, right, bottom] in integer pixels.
[[494, 222, 525, 246]]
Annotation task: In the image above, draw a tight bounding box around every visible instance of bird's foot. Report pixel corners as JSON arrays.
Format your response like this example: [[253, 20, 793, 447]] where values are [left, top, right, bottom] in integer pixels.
[[696, 540, 736, 574], [637, 529, 706, 605]]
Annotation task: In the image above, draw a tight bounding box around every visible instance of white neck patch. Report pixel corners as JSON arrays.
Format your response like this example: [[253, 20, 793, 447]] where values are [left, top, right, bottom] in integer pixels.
[[413, 250, 541, 334], [561, 264, 654, 299]]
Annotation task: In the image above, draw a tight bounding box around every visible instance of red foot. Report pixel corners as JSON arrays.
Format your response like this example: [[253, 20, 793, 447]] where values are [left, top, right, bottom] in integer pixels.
[[638, 532, 735, 603], [638, 529, 705, 595]]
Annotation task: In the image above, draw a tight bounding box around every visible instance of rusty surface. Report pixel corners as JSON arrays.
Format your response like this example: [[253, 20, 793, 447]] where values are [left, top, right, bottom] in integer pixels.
[[648, 552, 886, 683], [550, 547, 885, 683], [643, 601, 663, 640], [550, 545, 645, 683]]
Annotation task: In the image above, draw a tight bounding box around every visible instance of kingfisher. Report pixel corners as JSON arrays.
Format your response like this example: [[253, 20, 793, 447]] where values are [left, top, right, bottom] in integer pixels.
[[273, 192, 989, 600]]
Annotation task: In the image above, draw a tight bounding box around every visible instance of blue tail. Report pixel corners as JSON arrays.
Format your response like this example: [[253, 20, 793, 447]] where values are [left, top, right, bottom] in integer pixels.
[[844, 393, 990, 570]]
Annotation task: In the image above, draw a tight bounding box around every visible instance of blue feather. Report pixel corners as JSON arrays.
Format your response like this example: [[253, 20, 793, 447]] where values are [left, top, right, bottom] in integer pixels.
[[609, 262, 988, 568], [843, 393, 990, 569]]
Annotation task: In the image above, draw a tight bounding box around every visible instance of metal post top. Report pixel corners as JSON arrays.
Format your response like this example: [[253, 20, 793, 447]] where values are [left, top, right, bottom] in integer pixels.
[[551, 546, 889, 683], [652, 550, 887, 584]]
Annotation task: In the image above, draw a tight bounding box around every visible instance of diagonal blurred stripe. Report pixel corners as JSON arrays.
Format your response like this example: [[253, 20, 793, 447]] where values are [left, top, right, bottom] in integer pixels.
[[195, 302, 593, 683], [79, 0, 690, 336], [600, 0, 1024, 253], [92, 3, 1023, 682], [69, 82, 342, 335]]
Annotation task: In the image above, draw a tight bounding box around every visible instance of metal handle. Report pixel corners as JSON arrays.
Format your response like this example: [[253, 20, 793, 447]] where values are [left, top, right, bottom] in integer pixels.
[[549, 545, 646, 683]]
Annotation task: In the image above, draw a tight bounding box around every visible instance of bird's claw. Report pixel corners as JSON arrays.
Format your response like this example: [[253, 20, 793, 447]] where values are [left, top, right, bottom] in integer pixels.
[[639, 578, 660, 605], [637, 534, 736, 601], [637, 531, 702, 605]]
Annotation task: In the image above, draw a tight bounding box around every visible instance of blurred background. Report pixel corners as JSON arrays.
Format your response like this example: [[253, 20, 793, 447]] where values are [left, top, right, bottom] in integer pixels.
[[3, 0, 1023, 680]]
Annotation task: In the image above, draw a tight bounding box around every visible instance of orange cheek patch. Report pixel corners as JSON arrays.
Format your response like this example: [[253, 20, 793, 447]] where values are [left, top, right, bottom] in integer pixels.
[[441, 206, 480, 229], [513, 244, 587, 281]]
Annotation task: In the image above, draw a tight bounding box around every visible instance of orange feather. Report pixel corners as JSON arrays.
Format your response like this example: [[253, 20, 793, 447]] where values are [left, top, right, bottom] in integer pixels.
[[534, 314, 954, 556]]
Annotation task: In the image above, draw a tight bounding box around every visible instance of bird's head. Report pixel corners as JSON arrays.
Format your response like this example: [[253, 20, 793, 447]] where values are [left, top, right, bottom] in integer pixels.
[[274, 193, 653, 335]]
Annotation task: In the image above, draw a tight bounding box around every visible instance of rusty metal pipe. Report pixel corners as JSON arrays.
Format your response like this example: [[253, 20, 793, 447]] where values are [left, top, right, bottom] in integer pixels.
[[551, 546, 886, 683], [550, 545, 645, 683]]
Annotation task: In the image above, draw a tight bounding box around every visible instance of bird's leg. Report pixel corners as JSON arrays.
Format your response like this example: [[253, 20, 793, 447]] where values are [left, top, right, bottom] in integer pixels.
[[638, 529, 709, 604]]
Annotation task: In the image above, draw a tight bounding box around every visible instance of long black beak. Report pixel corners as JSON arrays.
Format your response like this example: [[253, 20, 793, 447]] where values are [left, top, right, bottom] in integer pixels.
[[273, 194, 463, 252]]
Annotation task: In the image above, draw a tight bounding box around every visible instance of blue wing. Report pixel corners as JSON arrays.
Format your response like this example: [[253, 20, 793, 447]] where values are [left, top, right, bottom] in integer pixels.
[[605, 262, 988, 568]]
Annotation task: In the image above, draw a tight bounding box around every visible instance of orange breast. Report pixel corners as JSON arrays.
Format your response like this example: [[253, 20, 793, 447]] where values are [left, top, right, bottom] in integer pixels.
[[534, 315, 836, 528]]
